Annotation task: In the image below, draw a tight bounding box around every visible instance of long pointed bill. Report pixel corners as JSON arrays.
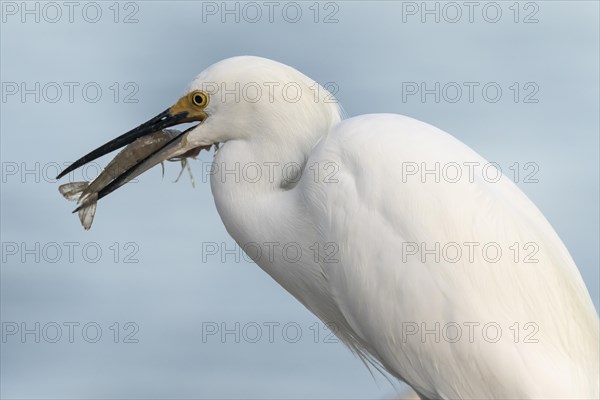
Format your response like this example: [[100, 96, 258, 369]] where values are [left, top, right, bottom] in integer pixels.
[[57, 92, 210, 229], [56, 108, 199, 179]]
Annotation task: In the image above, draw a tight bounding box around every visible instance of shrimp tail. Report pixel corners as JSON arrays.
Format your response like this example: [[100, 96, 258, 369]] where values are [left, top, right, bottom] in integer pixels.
[[59, 182, 97, 230], [59, 181, 89, 201], [76, 194, 98, 230]]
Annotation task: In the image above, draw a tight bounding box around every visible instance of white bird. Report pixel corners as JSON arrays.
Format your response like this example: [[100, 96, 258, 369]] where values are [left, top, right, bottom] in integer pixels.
[[57, 56, 599, 399]]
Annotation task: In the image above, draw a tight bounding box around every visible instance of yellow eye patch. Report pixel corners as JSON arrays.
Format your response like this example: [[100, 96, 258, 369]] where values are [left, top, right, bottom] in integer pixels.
[[190, 91, 208, 107]]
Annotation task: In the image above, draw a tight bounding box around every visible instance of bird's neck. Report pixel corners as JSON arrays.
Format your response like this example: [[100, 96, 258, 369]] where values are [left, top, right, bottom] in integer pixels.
[[208, 99, 342, 298], [210, 136, 309, 236], [208, 125, 329, 280], [210, 103, 341, 216]]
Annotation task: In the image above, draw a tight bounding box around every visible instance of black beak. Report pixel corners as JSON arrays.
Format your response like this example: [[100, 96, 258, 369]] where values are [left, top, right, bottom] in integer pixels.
[[56, 108, 192, 179]]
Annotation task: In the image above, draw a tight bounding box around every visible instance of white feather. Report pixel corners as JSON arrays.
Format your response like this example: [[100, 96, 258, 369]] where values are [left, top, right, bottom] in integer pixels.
[[189, 57, 599, 399]]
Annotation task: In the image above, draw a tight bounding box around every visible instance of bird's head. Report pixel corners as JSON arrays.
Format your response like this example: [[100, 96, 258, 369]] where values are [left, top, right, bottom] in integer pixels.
[[182, 56, 342, 147], [57, 56, 341, 189]]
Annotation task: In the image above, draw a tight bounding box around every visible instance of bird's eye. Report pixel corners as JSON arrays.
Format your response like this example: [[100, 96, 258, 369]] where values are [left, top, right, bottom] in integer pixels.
[[191, 91, 208, 107]]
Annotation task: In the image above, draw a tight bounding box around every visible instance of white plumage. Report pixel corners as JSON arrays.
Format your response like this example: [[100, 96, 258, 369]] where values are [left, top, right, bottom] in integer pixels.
[[59, 56, 600, 399]]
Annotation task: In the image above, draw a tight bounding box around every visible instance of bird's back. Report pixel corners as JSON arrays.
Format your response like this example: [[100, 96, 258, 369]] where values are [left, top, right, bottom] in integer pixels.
[[298, 113, 599, 399]]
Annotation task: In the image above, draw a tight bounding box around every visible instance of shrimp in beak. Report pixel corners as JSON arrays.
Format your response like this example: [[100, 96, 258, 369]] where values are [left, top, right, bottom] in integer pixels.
[[59, 129, 211, 229], [57, 91, 212, 229]]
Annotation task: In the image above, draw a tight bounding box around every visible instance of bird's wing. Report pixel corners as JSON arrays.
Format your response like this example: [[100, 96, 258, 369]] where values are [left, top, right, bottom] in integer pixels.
[[299, 113, 599, 399]]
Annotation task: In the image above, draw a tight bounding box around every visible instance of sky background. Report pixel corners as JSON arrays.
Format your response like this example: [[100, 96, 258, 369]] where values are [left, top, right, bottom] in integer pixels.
[[1, 1, 599, 399]]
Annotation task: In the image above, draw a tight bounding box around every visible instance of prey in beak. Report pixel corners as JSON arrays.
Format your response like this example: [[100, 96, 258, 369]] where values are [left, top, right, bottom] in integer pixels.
[[57, 90, 212, 229]]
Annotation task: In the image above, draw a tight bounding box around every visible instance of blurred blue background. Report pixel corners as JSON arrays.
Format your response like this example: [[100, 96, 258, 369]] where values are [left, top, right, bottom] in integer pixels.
[[1, 1, 598, 398]]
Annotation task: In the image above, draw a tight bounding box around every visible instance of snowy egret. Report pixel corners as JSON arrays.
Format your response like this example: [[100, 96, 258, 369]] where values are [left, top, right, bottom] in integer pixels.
[[57, 56, 599, 399]]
